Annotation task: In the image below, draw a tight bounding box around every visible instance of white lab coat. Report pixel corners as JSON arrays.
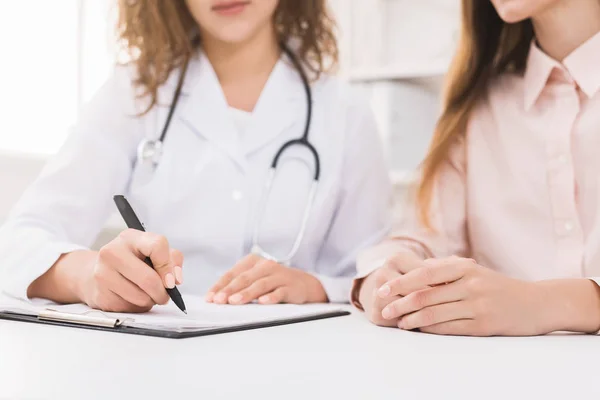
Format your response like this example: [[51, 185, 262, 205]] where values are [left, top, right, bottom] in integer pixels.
[[0, 51, 392, 303]]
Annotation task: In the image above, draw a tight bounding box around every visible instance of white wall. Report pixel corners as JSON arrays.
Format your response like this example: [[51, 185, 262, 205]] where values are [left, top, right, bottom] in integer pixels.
[[0, 151, 47, 222], [0, 0, 117, 245], [330, 0, 459, 222], [331, 0, 459, 80], [331, 0, 459, 173]]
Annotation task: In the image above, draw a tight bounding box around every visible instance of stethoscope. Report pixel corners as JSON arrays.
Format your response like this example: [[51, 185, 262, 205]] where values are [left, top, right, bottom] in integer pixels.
[[136, 44, 319, 265]]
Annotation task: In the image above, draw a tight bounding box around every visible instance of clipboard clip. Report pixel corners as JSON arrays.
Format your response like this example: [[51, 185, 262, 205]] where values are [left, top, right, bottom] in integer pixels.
[[38, 309, 131, 328]]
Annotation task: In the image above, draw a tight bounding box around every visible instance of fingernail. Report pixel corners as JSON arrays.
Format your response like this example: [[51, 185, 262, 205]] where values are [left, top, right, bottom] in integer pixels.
[[378, 285, 390, 298], [259, 295, 269, 304], [382, 307, 393, 320], [165, 273, 175, 289], [205, 292, 215, 302], [229, 294, 243, 304], [214, 293, 227, 303], [398, 319, 407, 329], [174, 266, 183, 284]]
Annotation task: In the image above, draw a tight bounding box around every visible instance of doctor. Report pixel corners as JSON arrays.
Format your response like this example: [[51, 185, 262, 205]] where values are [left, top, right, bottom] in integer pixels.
[[0, 0, 391, 312]]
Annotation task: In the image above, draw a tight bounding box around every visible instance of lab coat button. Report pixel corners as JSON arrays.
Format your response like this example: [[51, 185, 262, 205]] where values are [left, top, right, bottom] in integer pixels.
[[232, 190, 243, 201]]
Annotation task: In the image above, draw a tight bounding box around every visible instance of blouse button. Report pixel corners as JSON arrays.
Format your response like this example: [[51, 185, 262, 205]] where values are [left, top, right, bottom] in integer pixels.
[[564, 221, 574, 233], [557, 154, 568, 165]]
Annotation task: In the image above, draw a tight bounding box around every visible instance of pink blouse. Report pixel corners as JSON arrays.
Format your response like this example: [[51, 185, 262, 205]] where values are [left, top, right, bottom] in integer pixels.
[[353, 32, 600, 306]]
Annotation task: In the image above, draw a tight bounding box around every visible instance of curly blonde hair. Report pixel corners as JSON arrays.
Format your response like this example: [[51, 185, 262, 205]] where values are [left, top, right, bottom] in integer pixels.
[[116, 0, 339, 113]]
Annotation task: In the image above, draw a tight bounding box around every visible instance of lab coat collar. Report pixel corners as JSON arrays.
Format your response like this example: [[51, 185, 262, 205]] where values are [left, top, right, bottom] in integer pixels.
[[243, 54, 307, 156], [176, 51, 305, 171], [177, 52, 246, 171]]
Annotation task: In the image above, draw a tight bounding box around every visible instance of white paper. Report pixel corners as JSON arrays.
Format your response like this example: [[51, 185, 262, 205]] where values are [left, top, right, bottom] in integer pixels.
[[0, 294, 345, 332]]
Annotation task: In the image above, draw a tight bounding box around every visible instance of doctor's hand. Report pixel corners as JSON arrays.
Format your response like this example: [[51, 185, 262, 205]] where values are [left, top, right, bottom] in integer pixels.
[[77, 229, 184, 313], [376, 256, 563, 336], [205, 254, 328, 305]]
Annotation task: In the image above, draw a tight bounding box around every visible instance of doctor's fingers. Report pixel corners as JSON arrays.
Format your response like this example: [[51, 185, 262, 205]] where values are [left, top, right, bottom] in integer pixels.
[[118, 229, 181, 289], [213, 259, 278, 304], [92, 263, 156, 308], [258, 287, 289, 304], [206, 254, 261, 302], [101, 249, 170, 305], [170, 249, 184, 285], [258, 283, 309, 305], [91, 288, 152, 313], [227, 276, 284, 305]]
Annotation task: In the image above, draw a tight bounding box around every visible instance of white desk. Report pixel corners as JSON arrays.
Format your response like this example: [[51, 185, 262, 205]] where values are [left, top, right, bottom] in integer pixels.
[[0, 308, 599, 400]]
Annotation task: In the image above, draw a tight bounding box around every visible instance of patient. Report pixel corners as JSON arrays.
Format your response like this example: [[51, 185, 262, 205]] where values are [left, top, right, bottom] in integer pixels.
[[353, 0, 600, 336]]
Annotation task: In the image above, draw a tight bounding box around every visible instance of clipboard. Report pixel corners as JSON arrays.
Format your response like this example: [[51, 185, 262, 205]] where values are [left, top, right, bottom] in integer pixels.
[[0, 308, 351, 339]]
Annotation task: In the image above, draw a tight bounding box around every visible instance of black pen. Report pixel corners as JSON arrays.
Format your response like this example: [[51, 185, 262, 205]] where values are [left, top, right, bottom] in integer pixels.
[[113, 195, 187, 314]]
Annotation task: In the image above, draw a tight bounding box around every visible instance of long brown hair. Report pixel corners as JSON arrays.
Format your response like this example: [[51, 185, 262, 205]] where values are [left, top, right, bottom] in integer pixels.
[[116, 0, 338, 113], [417, 1, 533, 227]]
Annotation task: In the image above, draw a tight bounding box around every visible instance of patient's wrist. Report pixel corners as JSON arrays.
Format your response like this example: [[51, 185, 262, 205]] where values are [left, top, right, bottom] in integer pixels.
[[539, 279, 600, 333]]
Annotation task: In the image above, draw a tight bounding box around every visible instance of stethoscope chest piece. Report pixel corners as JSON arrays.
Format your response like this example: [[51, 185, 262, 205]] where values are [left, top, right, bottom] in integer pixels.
[[137, 139, 163, 168]]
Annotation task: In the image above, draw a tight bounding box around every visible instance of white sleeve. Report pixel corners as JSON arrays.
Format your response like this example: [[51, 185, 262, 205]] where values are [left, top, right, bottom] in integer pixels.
[[313, 92, 394, 303], [0, 67, 144, 299]]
